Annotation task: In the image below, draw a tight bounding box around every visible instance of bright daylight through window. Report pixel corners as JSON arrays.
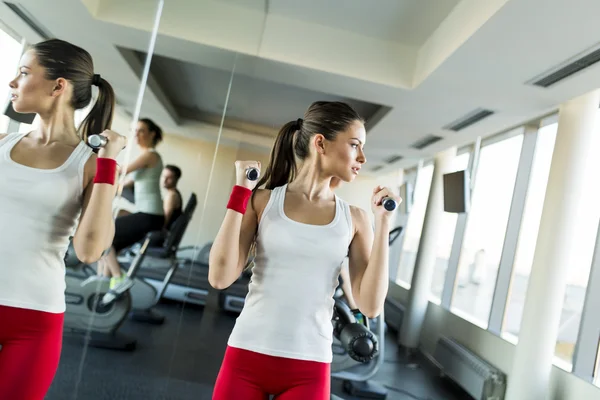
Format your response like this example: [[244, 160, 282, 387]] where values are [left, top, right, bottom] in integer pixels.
[[396, 163, 434, 286], [452, 134, 523, 327]]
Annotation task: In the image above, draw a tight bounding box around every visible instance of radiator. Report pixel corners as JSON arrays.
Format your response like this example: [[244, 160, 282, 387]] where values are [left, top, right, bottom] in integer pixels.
[[433, 336, 506, 400], [383, 297, 405, 332]]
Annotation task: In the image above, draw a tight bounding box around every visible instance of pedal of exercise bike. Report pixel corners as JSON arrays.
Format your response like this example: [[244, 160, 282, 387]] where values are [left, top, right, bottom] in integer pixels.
[[343, 379, 387, 399], [130, 308, 165, 325]]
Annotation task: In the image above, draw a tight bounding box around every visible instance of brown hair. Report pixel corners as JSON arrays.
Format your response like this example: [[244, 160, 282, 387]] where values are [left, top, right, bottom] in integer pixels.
[[31, 38, 115, 142], [139, 118, 163, 146], [255, 101, 363, 192]]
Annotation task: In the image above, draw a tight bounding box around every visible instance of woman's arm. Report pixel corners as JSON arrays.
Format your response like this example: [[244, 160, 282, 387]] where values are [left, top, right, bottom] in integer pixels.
[[123, 151, 158, 175], [339, 259, 359, 310], [208, 189, 269, 289], [347, 186, 400, 318], [72, 130, 126, 263]]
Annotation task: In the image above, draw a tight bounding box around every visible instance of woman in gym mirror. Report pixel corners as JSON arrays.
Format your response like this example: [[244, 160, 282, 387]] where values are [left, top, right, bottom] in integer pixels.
[[0, 38, 126, 399], [209, 101, 401, 399], [97, 118, 165, 304]]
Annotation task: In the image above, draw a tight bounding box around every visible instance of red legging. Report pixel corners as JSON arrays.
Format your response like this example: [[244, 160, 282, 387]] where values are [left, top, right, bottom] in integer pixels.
[[0, 305, 64, 400], [213, 346, 330, 400]]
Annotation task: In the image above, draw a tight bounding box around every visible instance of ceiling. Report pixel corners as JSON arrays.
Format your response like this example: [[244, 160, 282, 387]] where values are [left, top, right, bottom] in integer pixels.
[[135, 51, 384, 137], [2, 0, 600, 175]]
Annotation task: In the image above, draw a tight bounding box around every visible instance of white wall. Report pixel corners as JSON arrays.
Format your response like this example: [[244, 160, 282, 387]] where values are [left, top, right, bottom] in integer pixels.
[[334, 170, 403, 224], [389, 284, 600, 400]]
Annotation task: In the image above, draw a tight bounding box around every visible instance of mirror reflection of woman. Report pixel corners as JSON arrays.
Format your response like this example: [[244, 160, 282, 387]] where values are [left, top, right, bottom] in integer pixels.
[[98, 118, 165, 304], [0, 38, 126, 399]]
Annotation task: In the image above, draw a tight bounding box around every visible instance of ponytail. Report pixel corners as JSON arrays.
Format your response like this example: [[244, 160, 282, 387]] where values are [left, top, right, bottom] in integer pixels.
[[30, 39, 116, 142], [253, 102, 363, 193], [79, 77, 115, 143], [254, 120, 299, 192]]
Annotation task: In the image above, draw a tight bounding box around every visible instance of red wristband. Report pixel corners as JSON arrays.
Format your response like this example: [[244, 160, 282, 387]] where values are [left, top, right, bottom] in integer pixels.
[[93, 158, 117, 185], [227, 185, 252, 214]]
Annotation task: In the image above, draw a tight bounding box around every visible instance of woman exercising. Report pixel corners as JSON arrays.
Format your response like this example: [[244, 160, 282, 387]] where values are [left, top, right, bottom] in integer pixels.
[[209, 101, 400, 399], [0, 38, 126, 399], [99, 118, 165, 301]]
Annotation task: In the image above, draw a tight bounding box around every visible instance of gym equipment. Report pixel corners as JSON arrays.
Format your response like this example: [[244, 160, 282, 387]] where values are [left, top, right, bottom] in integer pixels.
[[63, 235, 153, 351], [330, 226, 403, 399], [382, 197, 397, 211], [331, 303, 387, 399], [133, 240, 254, 309], [129, 242, 212, 307], [246, 167, 259, 181], [87, 134, 107, 149], [333, 299, 378, 363], [63, 193, 197, 348], [118, 194, 214, 308], [123, 193, 198, 324]]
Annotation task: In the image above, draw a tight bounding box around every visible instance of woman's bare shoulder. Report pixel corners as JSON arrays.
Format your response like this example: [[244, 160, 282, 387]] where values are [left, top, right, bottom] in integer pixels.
[[252, 188, 272, 215]]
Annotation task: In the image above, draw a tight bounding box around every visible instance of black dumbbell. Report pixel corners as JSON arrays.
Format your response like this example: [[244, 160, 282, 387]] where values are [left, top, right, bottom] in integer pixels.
[[382, 197, 397, 211], [87, 134, 107, 149], [246, 167, 259, 181]]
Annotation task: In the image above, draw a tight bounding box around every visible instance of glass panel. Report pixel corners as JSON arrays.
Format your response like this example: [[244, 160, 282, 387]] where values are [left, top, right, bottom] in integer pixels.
[[430, 152, 471, 300], [451, 134, 523, 327], [396, 163, 434, 286], [68, 2, 168, 398], [127, 0, 267, 395], [503, 123, 557, 337], [0, 25, 23, 132], [554, 137, 599, 364]]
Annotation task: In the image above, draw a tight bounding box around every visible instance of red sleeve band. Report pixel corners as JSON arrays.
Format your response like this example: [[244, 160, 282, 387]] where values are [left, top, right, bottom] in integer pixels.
[[93, 158, 118, 185], [227, 185, 252, 214]]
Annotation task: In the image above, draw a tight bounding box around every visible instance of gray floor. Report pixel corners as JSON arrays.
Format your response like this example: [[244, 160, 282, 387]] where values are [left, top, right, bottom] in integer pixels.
[[47, 292, 468, 400]]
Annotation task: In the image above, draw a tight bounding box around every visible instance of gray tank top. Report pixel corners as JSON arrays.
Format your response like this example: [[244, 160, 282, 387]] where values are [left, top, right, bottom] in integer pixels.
[[130, 149, 164, 215]]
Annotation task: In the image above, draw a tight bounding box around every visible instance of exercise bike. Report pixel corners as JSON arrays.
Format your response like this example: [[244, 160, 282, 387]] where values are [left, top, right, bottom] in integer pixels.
[[63, 235, 155, 351]]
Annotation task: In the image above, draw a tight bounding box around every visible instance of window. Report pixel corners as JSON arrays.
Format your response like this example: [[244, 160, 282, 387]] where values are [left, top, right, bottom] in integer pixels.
[[0, 27, 23, 133], [503, 123, 557, 337], [396, 163, 434, 286], [451, 134, 523, 326], [18, 116, 40, 133], [430, 152, 471, 300], [554, 142, 599, 364]]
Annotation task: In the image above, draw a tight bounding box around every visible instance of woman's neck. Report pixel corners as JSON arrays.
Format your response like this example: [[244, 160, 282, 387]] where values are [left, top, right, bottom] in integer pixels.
[[34, 106, 79, 146], [287, 163, 333, 202]]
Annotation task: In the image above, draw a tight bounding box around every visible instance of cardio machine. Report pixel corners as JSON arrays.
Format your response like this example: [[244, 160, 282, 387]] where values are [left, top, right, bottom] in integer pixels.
[[63, 235, 153, 351], [62, 193, 198, 349], [330, 225, 403, 400], [120, 193, 198, 324]]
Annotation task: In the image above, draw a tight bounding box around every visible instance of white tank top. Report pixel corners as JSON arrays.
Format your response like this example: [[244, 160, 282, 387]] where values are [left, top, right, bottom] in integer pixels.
[[0, 132, 93, 313], [228, 184, 353, 363]]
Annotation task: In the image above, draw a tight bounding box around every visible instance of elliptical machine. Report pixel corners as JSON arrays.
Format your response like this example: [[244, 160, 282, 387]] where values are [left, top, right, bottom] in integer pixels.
[[330, 226, 403, 400], [331, 299, 386, 399]]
